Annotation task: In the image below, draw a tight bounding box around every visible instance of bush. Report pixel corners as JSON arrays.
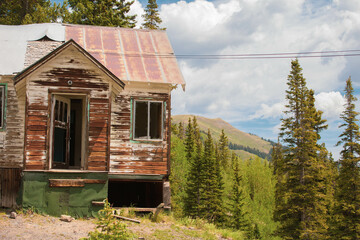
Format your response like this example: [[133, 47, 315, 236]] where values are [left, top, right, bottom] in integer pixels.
[[83, 199, 133, 240]]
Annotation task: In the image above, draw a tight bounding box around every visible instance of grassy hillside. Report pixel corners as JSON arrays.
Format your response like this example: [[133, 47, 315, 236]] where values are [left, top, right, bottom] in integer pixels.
[[173, 115, 272, 158]]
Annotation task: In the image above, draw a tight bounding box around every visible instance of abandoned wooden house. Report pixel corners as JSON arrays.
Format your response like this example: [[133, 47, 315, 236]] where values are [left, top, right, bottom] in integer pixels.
[[0, 23, 185, 216]]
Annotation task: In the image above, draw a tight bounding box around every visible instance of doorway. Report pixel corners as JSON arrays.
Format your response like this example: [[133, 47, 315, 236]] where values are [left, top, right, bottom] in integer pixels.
[[50, 94, 87, 169]]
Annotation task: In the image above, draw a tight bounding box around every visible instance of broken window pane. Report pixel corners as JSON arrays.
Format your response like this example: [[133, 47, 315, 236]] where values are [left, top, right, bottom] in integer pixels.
[[150, 102, 162, 139], [135, 101, 148, 139]]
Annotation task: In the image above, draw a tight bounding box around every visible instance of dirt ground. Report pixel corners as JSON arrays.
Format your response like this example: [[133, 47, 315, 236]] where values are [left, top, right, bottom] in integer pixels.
[[0, 210, 96, 240], [0, 209, 224, 240]]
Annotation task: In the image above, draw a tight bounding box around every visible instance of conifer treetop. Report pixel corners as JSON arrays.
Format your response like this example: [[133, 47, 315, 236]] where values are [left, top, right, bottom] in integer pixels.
[[142, 0, 165, 30]]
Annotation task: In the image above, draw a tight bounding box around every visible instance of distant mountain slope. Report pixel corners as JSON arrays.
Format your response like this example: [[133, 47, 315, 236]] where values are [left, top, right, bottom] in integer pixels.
[[172, 115, 273, 158]]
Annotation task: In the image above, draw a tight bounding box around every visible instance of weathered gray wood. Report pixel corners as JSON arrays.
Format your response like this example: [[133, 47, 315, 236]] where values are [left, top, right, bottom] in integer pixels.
[[22, 46, 114, 171], [91, 201, 105, 206], [0, 76, 25, 168], [113, 214, 141, 224], [109, 90, 171, 175]]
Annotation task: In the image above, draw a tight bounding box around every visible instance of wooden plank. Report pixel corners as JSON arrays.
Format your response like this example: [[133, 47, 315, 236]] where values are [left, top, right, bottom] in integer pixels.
[[92, 201, 105, 206], [83, 179, 107, 184], [90, 98, 110, 103], [49, 179, 85, 187], [114, 165, 167, 170], [27, 115, 48, 121], [88, 166, 106, 171], [27, 105, 48, 111], [88, 161, 107, 167], [113, 214, 141, 224], [25, 164, 45, 170]]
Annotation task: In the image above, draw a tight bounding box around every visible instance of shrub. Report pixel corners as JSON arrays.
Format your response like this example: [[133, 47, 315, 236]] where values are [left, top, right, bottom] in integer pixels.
[[84, 199, 133, 240]]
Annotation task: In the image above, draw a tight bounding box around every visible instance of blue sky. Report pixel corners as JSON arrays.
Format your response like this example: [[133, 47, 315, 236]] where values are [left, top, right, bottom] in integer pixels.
[[51, 0, 360, 159]]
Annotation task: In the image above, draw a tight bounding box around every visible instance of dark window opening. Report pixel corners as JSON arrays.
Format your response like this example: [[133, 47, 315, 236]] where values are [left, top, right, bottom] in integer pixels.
[[108, 181, 163, 208], [134, 101, 148, 139], [134, 101, 163, 140]]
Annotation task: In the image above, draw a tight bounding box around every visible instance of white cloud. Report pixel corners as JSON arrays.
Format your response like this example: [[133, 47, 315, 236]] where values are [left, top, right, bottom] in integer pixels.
[[315, 91, 345, 120], [250, 102, 285, 119], [129, 0, 145, 28], [161, 0, 241, 43], [162, 0, 360, 157], [164, 0, 360, 117]]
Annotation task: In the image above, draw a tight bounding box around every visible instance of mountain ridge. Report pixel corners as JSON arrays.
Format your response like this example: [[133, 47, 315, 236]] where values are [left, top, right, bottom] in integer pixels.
[[172, 114, 273, 160]]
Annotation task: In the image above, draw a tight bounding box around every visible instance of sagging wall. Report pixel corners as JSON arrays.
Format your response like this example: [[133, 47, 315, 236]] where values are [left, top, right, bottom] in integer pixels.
[[0, 76, 25, 168], [21, 171, 107, 217], [110, 86, 171, 176], [22, 46, 112, 171]]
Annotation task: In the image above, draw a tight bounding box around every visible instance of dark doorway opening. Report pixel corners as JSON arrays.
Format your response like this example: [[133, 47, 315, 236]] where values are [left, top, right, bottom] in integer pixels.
[[108, 180, 163, 208], [52, 95, 84, 169], [69, 99, 83, 168]]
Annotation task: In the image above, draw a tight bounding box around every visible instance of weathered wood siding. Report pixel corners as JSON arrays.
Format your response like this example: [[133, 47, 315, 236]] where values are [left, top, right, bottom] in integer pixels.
[[23, 46, 111, 171], [0, 76, 24, 168], [0, 168, 22, 208], [110, 90, 170, 175]]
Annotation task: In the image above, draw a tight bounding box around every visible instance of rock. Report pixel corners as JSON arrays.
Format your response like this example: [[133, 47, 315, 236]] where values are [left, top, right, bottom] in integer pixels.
[[60, 215, 74, 222], [9, 212, 17, 219]]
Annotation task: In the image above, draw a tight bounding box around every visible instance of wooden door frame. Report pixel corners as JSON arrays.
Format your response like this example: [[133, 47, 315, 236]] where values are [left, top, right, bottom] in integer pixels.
[[48, 92, 88, 170]]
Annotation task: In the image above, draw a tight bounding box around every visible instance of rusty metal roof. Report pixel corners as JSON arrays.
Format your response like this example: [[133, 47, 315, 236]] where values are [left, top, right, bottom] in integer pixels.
[[0, 24, 185, 88], [65, 24, 185, 87]]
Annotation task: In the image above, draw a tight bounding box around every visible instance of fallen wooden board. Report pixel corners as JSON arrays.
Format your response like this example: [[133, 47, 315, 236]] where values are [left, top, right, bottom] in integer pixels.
[[113, 214, 141, 224]]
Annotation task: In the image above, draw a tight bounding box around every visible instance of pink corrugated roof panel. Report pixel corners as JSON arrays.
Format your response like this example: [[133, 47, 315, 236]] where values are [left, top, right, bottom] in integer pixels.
[[64, 24, 185, 86]]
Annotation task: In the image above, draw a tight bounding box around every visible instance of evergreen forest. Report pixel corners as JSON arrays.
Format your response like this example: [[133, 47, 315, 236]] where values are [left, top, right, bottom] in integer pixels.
[[0, 0, 164, 29], [170, 60, 360, 239]]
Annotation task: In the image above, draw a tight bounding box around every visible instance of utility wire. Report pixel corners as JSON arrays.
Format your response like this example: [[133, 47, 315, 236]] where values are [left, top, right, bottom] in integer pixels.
[[121, 49, 360, 59]]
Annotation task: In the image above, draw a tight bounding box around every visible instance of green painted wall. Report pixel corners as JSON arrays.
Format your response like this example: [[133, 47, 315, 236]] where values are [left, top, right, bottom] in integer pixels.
[[21, 172, 108, 217]]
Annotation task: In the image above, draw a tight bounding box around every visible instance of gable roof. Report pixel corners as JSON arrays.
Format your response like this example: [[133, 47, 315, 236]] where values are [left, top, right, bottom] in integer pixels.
[[0, 23, 185, 88], [14, 39, 125, 89], [65, 24, 185, 87]]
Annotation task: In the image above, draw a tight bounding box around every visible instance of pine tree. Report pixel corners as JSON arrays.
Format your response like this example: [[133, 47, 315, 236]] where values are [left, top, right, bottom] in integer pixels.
[[184, 118, 195, 162], [229, 154, 251, 232], [333, 77, 360, 239], [200, 129, 224, 223], [67, 0, 136, 28], [178, 121, 185, 139], [0, 0, 68, 24], [276, 59, 329, 239], [272, 139, 286, 225], [141, 0, 165, 30], [184, 117, 204, 217], [218, 129, 230, 170]]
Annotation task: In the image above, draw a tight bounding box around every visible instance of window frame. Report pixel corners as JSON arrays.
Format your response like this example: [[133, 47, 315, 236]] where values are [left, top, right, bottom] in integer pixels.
[[0, 84, 7, 131], [132, 99, 164, 141]]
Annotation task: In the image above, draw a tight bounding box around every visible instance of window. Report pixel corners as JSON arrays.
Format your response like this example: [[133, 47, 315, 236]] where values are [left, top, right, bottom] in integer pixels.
[[133, 100, 163, 140], [0, 84, 6, 130]]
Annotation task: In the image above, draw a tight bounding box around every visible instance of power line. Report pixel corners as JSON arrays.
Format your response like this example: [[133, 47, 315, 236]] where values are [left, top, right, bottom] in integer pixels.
[[122, 49, 360, 59]]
